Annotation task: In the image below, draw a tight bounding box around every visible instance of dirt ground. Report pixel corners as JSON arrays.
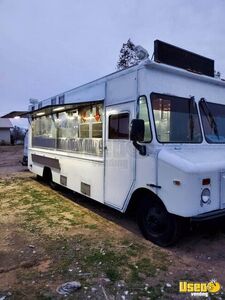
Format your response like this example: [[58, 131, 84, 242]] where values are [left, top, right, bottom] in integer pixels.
[[0, 145, 27, 175], [0, 145, 225, 299]]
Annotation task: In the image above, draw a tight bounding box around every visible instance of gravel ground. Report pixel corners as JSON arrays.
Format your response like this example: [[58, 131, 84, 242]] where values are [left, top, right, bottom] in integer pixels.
[[0, 145, 27, 175]]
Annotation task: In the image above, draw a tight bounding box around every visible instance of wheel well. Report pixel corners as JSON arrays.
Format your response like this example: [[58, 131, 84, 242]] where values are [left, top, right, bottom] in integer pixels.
[[126, 188, 162, 215], [42, 167, 52, 183]]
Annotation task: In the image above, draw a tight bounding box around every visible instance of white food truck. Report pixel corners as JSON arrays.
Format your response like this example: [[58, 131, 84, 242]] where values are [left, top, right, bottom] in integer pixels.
[[24, 41, 225, 246]]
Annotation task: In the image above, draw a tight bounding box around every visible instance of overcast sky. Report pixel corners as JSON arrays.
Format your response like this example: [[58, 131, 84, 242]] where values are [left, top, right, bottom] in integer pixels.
[[1, 0, 225, 127]]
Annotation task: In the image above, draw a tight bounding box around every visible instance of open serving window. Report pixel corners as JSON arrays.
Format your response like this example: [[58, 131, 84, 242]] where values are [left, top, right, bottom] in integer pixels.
[[31, 101, 103, 156]]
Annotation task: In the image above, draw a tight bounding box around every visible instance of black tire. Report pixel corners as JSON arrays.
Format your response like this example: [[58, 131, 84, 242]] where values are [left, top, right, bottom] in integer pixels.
[[36, 175, 43, 182], [49, 180, 59, 191], [137, 198, 182, 247], [42, 167, 59, 190], [219, 217, 225, 234]]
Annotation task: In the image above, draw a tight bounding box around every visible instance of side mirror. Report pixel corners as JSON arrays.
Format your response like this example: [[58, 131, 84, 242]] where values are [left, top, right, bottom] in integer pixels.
[[130, 119, 145, 142], [130, 119, 146, 156]]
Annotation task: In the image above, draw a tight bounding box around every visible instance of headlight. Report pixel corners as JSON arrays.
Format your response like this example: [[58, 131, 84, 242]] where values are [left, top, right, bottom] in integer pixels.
[[201, 188, 211, 204]]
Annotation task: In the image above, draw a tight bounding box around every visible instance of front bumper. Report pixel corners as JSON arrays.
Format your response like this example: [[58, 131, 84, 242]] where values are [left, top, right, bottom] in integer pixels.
[[191, 209, 225, 222]]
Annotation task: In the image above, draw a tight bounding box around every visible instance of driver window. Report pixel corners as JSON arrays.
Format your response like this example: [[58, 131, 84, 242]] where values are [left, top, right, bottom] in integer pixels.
[[137, 96, 152, 142]]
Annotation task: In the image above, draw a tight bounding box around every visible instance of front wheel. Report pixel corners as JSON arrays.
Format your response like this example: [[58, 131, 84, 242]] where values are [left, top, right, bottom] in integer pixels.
[[137, 198, 182, 247]]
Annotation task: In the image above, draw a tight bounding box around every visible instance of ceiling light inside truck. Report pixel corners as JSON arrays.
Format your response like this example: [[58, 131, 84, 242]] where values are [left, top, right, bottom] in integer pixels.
[[53, 106, 65, 112], [36, 112, 45, 116]]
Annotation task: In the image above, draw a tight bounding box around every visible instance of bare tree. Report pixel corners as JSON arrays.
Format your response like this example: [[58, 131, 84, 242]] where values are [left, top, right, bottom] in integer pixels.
[[117, 39, 140, 70], [11, 126, 26, 145]]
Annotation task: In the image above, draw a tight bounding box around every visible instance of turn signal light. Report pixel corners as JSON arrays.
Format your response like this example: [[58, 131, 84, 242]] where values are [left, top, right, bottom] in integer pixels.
[[173, 180, 181, 186], [202, 178, 210, 185]]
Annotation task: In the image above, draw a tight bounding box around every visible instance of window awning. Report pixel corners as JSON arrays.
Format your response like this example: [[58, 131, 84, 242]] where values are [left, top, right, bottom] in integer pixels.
[[1, 111, 29, 118]]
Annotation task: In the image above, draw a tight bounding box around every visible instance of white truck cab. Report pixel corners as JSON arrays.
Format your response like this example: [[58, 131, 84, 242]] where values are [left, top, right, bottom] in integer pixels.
[[25, 40, 225, 246]]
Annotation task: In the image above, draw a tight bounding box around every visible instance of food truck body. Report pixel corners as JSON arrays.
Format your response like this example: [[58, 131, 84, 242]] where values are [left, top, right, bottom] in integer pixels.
[[27, 41, 225, 246]]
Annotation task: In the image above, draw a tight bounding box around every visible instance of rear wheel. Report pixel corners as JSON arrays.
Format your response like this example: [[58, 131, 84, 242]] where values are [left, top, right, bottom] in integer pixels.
[[49, 180, 59, 190], [43, 167, 59, 190], [137, 198, 182, 247], [36, 175, 43, 182]]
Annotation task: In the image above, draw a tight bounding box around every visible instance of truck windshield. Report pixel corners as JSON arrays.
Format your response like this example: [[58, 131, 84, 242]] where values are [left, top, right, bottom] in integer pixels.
[[199, 100, 225, 143], [151, 93, 202, 143]]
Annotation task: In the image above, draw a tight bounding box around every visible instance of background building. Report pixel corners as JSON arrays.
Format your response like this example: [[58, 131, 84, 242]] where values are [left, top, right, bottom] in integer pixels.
[[0, 118, 13, 144]]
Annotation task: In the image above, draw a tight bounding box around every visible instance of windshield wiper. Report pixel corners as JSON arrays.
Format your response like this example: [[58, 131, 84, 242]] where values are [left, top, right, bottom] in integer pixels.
[[200, 98, 219, 139], [188, 97, 195, 141]]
